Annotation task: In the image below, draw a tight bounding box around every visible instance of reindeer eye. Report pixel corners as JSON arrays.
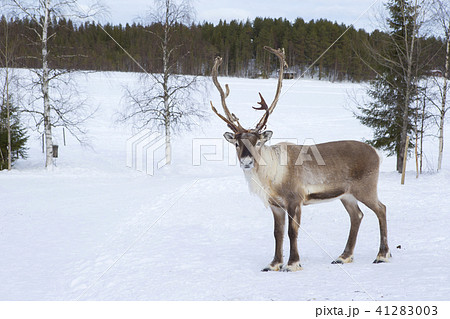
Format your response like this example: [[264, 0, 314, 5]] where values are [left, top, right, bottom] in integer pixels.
[[256, 141, 262, 146], [235, 142, 239, 148]]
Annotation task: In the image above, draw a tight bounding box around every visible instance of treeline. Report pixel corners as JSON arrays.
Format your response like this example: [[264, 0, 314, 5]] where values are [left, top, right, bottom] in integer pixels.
[[0, 15, 446, 81]]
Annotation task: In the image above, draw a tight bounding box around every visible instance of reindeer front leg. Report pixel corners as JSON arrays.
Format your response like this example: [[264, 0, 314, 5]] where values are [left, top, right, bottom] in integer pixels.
[[284, 203, 303, 272], [262, 205, 285, 271]]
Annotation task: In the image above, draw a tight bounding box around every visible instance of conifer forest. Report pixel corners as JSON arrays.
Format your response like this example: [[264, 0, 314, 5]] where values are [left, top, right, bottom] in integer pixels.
[[0, 16, 445, 82]]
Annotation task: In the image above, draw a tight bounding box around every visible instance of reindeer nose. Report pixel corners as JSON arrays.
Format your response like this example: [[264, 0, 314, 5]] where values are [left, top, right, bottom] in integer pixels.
[[240, 157, 254, 170]]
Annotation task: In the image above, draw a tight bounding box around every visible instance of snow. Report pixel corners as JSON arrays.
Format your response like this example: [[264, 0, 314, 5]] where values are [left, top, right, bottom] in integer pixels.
[[1, 72, 449, 301]]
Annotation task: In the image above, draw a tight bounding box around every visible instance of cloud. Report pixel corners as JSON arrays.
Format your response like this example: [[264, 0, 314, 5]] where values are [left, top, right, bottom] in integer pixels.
[[77, 0, 383, 31]]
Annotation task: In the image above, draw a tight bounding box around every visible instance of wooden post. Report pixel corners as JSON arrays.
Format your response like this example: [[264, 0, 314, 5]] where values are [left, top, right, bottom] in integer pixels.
[[420, 96, 425, 174], [414, 105, 419, 179], [415, 137, 419, 179], [401, 136, 410, 185], [63, 128, 66, 146]]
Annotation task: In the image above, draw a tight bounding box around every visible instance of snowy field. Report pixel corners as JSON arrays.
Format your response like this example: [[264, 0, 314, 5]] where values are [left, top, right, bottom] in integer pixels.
[[1, 72, 450, 301]]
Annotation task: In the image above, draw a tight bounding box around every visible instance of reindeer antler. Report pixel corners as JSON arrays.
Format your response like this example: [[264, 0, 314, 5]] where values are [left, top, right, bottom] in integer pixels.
[[210, 56, 245, 132], [253, 93, 269, 132], [210, 102, 240, 133], [211, 47, 287, 133], [254, 46, 287, 132]]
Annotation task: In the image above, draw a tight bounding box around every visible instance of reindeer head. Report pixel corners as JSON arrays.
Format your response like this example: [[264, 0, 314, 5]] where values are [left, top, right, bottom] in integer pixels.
[[210, 47, 286, 170]]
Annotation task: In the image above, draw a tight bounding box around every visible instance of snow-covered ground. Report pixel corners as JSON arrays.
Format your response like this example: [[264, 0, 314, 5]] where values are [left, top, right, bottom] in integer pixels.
[[1, 72, 449, 301]]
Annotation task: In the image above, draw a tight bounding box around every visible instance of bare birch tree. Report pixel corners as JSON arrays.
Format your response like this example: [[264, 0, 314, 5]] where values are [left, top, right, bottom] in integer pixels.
[[0, 16, 12, 170], [7, 0, 102, 168], [356, 0, 428, 173], [120, 0, 206, 165], [430, 0, 450, 171]]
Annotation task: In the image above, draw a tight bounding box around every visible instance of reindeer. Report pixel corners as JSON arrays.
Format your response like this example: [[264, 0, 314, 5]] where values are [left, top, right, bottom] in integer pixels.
[[210, 46, 391, 272]]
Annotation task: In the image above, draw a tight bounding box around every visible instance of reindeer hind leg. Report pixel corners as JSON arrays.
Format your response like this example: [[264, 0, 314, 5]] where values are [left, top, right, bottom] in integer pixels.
[[356, 193, 390, 263], [333, 195, 363, 264]]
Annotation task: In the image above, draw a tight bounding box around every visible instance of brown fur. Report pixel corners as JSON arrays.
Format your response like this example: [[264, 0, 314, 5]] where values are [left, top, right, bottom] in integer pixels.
[[213, 47, 389, 271], [227, 134, 390, 271]]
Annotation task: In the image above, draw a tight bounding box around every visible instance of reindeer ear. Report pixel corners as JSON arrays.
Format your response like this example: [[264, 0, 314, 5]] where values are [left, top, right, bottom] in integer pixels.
[[223, 132, 236, 144], [260, 130, 273, 143]]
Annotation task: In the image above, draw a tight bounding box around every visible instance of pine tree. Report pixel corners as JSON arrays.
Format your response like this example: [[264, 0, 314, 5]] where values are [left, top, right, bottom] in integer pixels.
[[357, 75, 406, 157], [0, 95, 28, 170], [3, 12, 444, 81], [357, 0, 424, 172]]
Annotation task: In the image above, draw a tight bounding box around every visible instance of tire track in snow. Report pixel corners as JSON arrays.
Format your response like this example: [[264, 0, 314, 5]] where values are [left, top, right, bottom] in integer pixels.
[[68, 178, 201, 300]]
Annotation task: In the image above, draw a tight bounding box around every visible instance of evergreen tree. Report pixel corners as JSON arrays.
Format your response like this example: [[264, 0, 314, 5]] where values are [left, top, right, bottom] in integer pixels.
[[357, 0, 424, 172], [357, 74, 406, 157], [1, 14, 443, 81], [0, 95, 28, 170]]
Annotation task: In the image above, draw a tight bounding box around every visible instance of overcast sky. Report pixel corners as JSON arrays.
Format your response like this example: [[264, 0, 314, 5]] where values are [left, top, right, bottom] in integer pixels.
[[85, 0, 386, 31]]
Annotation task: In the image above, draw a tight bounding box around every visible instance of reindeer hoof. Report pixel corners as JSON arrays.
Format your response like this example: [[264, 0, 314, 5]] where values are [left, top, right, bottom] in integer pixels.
[[261, 263, 283, 272], [332, 256, 353, 264], [373, 252, 391, 264], [282, 263, 303, 272]]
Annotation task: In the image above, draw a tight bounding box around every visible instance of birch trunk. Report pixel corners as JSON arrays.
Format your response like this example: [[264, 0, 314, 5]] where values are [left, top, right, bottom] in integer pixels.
[[2, 18, 12, 170], [163, 77, 171, 165], [6, 86, 11, 170], [5, 42, 11, 170], [42, 0, 53, 168], [438, 37, 449, 171], [163, 0, 171, 165], [165, 117, 171, 165], [398, 0, 419, 173], [6, 70, 11, 171]]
